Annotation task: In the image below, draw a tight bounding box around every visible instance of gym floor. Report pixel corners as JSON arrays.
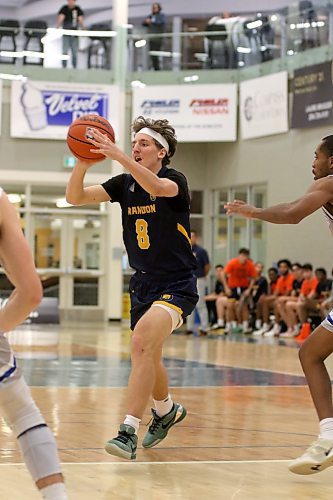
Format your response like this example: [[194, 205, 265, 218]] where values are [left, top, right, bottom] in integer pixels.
[[1, 323, 332, 499]]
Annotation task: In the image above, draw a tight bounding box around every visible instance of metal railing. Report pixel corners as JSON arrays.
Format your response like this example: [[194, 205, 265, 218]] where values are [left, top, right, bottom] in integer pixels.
[[0, 2, 330, 73]]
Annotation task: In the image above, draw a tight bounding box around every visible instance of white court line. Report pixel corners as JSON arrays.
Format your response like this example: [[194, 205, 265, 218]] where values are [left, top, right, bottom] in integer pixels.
[[0, 459, 290, 466]]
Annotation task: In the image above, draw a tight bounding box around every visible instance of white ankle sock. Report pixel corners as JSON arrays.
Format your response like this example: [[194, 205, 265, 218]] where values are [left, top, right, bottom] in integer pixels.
[[319, 418, 333, 440], [217, 318, 224, 327], [124, 415, 141, 433], [40, 482, 67, 500], [153, 394, 173, 417]]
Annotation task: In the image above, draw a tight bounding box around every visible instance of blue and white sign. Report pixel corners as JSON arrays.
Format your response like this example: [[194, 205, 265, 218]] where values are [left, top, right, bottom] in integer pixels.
[[132, 84, 237, 142], [11, 80, 119, 140]]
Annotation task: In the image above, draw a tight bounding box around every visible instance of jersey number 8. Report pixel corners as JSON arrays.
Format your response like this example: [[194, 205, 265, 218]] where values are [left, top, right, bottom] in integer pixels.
[[135, 219, 150, 250]]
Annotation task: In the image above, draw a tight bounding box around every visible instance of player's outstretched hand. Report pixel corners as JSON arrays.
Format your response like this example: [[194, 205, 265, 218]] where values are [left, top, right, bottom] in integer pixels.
[[224, 200, 257, 218]]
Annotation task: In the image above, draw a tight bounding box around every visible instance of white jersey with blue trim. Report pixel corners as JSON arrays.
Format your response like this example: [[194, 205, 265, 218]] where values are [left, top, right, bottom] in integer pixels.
[[322, 175, 333, 235], [322, 205, 333, 236]]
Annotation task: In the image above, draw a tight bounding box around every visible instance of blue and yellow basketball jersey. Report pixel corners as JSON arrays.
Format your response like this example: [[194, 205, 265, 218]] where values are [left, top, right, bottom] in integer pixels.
[[102, 166, 196, 277]]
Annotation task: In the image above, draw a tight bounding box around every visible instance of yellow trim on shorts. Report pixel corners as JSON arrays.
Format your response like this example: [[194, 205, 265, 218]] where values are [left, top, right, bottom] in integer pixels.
[[153, 301, 183, 315], [177, 223, 191, 246]]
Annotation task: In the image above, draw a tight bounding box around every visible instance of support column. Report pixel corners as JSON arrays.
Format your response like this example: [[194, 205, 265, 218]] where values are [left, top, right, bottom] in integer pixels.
[[172, 16, 182, 71], [328, 2, 333, 46], [106, 0, 128, 320]]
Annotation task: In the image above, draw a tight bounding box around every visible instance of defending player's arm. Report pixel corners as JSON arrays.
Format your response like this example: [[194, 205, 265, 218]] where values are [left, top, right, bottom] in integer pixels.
[[87, 129, 179, 198], [225, 178, 333, 224], [66, 160, 111, 205], [0, 193, 43, 332]]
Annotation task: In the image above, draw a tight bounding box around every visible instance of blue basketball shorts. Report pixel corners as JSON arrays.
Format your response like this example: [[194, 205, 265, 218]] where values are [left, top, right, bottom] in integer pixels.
[[129, 271, 198, 331]]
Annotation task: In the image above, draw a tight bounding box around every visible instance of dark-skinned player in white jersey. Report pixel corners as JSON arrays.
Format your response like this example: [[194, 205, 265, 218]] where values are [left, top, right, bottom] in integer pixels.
[[225, 135, 333, 475], [66, 116, 198, 460]]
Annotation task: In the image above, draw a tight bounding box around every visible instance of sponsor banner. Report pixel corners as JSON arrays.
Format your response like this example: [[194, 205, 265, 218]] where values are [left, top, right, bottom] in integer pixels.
[[132, 84, 237, 142], [240, 71, 288, 140], [291, 61, 333, 129], [11, 80, 119, 140]]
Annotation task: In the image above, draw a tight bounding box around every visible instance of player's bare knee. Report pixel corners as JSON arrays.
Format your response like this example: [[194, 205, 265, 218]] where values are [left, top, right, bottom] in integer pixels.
[[298, 341, 317, 366], [131, 333, 154, 358]]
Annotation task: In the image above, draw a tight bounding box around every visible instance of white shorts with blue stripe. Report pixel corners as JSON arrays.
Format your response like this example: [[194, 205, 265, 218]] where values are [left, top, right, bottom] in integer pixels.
[[322, 310, 333, 332]]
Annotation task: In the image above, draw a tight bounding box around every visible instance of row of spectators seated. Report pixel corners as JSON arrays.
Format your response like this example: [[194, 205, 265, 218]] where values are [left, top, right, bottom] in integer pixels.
[[0, 19, 111, 68], [203, 250, 332, 342]]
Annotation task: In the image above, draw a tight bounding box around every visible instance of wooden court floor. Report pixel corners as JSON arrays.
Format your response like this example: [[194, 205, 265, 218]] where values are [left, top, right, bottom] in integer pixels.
[[1, 323, 333, 499]]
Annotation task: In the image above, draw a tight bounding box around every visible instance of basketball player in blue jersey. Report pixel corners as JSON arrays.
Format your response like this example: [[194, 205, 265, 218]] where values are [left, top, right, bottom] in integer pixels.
[[225, 134, 333, 476], [66, 116, 198, 460], [0, 189, 67, 498]]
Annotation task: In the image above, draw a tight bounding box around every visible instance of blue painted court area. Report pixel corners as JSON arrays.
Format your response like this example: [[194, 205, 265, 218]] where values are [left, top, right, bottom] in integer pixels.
[[18, 356, 307, 388]]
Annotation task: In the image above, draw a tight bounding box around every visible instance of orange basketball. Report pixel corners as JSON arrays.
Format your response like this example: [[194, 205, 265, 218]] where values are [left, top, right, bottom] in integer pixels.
[[67, 114, 115, 162]]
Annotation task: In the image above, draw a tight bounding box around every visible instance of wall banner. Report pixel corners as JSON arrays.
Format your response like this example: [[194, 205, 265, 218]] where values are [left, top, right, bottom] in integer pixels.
[[11, 80, 119, 140], [291, 61, 333, 129], [132, 84, 237, 142], [240, 71, 288, 140]]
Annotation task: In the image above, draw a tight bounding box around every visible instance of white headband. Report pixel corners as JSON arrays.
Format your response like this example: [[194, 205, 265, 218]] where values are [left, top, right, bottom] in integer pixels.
[[136, 127, 169, 154]]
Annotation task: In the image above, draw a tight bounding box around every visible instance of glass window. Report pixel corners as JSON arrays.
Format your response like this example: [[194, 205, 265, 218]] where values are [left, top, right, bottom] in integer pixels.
[[73, 277, 98, 306], [213, 217, 228, 265], [190, 217, 203, 236], [218, 191, 228, 215], [190, 191, 203, 214], [212, 185, 267, 264], [251, 219, 266, 263], [72, 217, 101, 270], [252, 186, 266, 207], [33, 214, 62, 269], [230, 218, 248, 258], [233, 189, 247, 202]]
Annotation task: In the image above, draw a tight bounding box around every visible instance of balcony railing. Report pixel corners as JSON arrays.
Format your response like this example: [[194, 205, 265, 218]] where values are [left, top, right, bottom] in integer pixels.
[[0, 2, 330, 74]]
